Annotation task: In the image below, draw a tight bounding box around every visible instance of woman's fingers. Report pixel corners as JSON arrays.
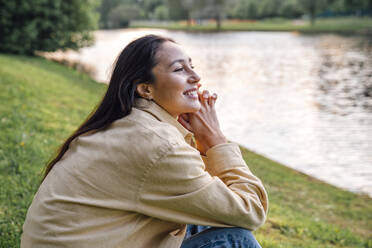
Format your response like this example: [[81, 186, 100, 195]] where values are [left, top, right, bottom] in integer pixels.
[[209, 93, 217, 106], [198, 88, 217, 109], [202, 90, 210, 106], [178, 114, 193, 132], [186, 89, 225, 154], [180, 113, 190, 122], [197, 89, 203, 102], [195, 89, 219, 124]]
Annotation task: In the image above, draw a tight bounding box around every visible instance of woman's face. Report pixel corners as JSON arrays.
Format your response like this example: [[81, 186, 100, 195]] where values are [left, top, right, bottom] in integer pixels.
[[150, 41, 201, 118]]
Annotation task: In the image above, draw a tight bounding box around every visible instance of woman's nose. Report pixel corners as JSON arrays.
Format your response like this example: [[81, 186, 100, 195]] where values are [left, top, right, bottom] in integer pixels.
[[188, 71, 201, 84]]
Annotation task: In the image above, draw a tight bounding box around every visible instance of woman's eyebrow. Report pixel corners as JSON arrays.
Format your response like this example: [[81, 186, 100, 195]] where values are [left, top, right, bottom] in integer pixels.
[[168, 57, 192, 68]]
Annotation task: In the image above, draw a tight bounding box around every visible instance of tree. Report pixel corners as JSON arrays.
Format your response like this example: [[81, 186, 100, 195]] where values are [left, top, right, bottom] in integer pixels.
[[164, 0, 237, 30], [190, 0, 234, 30], [234, 0, 260, 19], [181, 0, 195, 26], [97, 0, 122, 28], [154, 5, 169, 20], [279, 0, 304, 18], [142, 0, 164, 19], [258, 0, 283, 18], [298, 0, 330, 25], [343, 0, 372, 15], [204, 0, 228, 30], [108, 3, 142, 28], [163, 0, 189, 20], [0, 0, 99, 55]]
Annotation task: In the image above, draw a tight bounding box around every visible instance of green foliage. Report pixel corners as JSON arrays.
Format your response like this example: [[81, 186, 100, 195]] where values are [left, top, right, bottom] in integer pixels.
[[131, 16, 372, 34], [97, 0, 145, 28], [231, 0, 372, 20], [108, 3, 142, 28], [95, 0, 372, 28], [279, 0, 304, 18], [0, 0, 99, 55], [164, 0, 235, 29], [298, 0, 329, 24], [143, 0, 164, 19], [164, 0, 189, 20], [154, 5, 169, 20], [326, 0, 372, 15], [258, 0, 282, 18], [97, 0, 122, 28], [234, 0, 260, 19], [343, 0, 372, 13]]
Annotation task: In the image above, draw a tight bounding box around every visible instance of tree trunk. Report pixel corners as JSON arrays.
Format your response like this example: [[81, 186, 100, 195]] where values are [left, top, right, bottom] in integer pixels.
[[309, 1, 316, 26], [310, 11, 315, 25], [187, 12, 191, 28], [216, 15, 221, 31]]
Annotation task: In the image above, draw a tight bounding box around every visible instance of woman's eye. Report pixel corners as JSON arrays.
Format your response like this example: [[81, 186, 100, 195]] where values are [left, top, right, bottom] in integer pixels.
[[174, 65, 194, 72]]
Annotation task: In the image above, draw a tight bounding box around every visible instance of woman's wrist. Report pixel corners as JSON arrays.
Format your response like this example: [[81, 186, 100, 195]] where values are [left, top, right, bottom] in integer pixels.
[[203, 132, 227, 154]]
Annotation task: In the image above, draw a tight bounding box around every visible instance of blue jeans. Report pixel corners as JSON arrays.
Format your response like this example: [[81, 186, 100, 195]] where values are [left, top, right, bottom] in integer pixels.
[[180, 224, 262, 248]]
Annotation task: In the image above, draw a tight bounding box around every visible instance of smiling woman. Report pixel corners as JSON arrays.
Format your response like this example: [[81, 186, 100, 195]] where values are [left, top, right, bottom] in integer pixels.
[[136, 41, 201, 118], [20, 35, 268, 248]]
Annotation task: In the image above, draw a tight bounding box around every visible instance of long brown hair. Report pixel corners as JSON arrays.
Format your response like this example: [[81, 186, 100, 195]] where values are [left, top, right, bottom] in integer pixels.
[[43, 34, 174, 181]]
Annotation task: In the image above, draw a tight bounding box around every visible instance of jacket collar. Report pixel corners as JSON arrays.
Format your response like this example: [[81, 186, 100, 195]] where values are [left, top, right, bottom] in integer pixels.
[[134, 98, 194, 143]]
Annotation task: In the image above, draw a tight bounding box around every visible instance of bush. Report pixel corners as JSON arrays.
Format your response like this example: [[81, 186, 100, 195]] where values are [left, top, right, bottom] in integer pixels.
[[107, 3, 142, 28], [0, 0, 99, 55], [154, 5, 169, 20]]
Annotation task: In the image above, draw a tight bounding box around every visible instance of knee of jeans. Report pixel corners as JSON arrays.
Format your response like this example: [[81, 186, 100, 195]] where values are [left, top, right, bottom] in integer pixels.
[[221, 228, 259, 243], [219, 227, 254, 237]]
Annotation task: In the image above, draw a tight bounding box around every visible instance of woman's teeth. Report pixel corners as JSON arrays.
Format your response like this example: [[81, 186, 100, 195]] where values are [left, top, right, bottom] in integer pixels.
[[184, 91, 198, 97]]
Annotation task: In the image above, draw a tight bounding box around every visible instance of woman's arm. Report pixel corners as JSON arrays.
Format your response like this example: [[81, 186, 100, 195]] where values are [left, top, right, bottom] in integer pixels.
[[136, 139, 268, 230], [178, 88, 227, 155], [136, 91, 269, 230]]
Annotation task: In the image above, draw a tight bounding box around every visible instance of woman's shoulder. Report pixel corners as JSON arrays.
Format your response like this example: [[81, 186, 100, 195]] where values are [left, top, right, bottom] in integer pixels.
[[110, 108, 185, 147], [66, 109, 186, 169]]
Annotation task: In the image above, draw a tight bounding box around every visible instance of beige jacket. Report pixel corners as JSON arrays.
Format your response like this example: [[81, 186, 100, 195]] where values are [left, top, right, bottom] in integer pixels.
[[21, 98, 268, 248]]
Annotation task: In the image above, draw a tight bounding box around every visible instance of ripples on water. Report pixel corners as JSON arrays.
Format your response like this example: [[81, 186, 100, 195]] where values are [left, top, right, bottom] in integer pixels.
[[44, 29, 372, 197], [316, 36, 372, 115]]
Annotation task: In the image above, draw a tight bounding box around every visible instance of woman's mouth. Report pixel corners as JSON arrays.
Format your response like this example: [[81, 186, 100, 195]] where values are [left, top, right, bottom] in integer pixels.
[[183, 88, 198, 99]]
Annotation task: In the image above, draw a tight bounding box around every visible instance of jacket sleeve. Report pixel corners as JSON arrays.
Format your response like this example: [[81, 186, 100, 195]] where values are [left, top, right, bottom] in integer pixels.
[[136, 141, 269, 231]]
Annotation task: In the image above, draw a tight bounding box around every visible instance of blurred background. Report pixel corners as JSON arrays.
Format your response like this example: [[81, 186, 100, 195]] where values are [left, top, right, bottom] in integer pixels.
[[1, 0, 372, 247]]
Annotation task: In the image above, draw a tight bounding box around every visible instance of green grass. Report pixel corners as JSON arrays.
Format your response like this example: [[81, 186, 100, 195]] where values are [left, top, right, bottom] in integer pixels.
[[244, 148, 372, 247], [0, 54, 106, 247], [0, 54, 371, 247], [131, 17, 372, 35]]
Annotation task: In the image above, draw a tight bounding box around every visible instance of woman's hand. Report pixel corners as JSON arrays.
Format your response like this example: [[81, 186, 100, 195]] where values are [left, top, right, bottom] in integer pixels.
[[178, 89, 227, 155]]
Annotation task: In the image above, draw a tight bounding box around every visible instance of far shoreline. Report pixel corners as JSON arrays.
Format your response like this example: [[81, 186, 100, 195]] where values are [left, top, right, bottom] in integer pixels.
[[128, 17, 372, 37]]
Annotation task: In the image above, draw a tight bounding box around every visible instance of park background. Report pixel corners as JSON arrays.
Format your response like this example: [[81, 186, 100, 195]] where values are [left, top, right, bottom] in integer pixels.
[[1, 0, 372, 247]]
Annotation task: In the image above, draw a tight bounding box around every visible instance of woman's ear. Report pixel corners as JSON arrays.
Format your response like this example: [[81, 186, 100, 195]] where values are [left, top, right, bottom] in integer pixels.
[[136, 83, 154, 100]]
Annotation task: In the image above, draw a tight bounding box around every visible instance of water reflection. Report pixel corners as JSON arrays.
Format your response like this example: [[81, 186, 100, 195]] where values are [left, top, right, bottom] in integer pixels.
[[44, 29, 372, 197], [315, 35, 372, 115]]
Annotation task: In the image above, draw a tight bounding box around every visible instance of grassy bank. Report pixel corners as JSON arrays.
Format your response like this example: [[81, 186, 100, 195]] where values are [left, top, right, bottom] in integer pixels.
[[0, 54, 371, 247], [131, 17, 372, 35]]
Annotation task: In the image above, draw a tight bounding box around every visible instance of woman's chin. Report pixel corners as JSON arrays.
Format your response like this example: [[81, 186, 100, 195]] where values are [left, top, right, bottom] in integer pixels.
[[180, 105, 200, 115], [189, 102, 201, 112]]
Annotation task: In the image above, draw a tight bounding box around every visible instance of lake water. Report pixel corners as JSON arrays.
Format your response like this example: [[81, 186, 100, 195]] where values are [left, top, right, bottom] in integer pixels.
[[44, 28, 372, 197]]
